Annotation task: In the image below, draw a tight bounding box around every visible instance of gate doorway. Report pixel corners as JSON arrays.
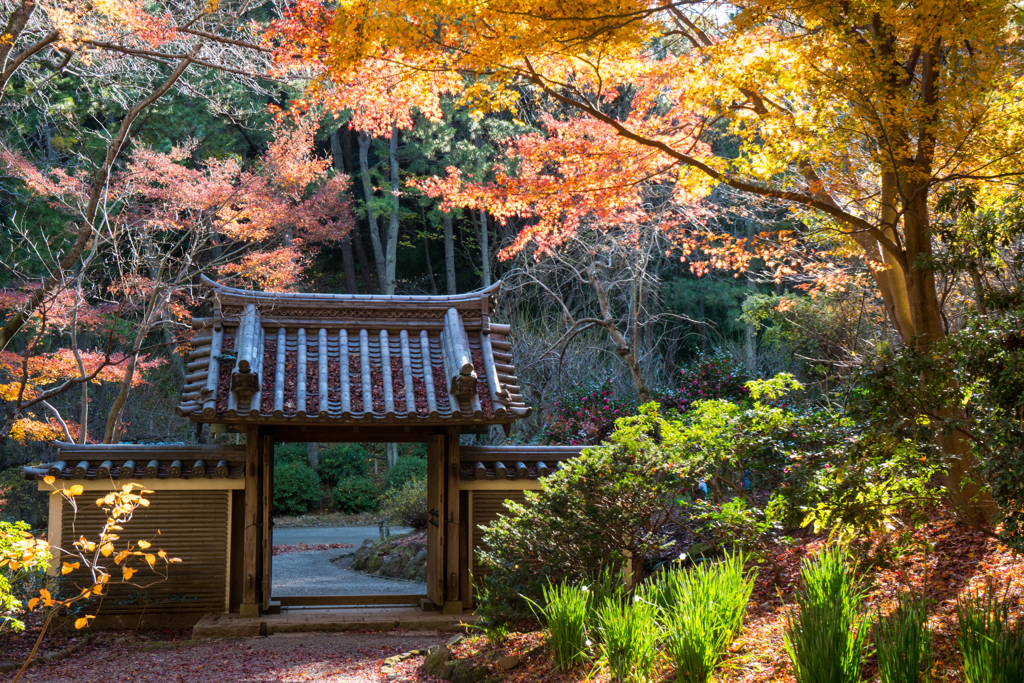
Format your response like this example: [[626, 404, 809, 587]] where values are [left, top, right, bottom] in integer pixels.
[[267, 439, 429, 609]]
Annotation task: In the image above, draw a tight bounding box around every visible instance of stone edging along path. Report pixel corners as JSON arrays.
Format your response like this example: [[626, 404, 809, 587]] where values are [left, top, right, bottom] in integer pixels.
[[0, 633, 98, 673]]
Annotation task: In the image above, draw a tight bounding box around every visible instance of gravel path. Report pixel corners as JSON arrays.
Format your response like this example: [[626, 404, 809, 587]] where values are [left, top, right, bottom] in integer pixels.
[[272, 550, 425, 597], [1, 632, 447, 682]]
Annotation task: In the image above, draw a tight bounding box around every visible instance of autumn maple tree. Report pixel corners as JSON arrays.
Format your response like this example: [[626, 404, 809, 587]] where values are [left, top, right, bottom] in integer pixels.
[[0, 0, 278, 351], [268, 1, 462, 295], [316, 0, 1024, 348], [0, 114, 355, 443]]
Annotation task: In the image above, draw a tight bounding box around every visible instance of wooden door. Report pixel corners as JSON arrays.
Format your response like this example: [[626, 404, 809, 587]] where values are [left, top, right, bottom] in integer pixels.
[[426, 434, 445, 605]]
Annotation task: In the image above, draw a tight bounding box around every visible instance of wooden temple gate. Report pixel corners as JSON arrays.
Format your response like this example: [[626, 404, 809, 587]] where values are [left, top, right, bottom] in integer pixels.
[[24, 277, 581, 622]]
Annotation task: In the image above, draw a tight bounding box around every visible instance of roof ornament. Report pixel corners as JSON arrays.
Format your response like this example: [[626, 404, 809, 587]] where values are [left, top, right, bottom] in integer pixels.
[[442, 308, 477, 401], [230, 303, 261, 407], [231, 359, 259, 403]]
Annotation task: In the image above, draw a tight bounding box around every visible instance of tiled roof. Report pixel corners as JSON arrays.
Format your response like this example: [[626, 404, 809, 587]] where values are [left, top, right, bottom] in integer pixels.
[[20, 443, 246, 481], [176, 277, 531, 425], [458, 445, 583, 481]]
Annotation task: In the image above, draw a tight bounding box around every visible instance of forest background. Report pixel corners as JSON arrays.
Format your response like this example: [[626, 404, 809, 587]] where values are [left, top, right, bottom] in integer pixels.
[[0, 0, 1022, 535]]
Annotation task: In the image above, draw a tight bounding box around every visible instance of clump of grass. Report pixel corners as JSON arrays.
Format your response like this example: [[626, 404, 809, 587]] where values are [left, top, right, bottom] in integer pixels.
[[874, 591, 932, 683], [784, 545, 868, 683], [526, 581, 592, 670], [597, 595, 661, 683], [645, 553, 755, 683], [956, 582, 1024, 683]]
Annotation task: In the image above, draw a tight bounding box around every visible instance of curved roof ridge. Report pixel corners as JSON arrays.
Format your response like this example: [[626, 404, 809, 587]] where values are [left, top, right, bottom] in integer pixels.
[[199, 274, 501, 307]]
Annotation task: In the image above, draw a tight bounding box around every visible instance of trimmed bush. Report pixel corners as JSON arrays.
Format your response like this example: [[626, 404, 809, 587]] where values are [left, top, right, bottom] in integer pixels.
[[477, 411, 683, 620], [332, 476, 379, 513], [319, 443, 370, 487], [384, 455, 427, 491], [379, 477, 427, 529], [273, 443, 308, 468], [273, 462, 322, 516]]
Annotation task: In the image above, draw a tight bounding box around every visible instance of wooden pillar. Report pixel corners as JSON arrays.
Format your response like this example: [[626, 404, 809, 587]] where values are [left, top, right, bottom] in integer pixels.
[[443, 427, 462, 614], [240, 425, 261, 618], [459, 489, 471, 607], [262, 434, 274, 610], [426, 434, 445, 605]]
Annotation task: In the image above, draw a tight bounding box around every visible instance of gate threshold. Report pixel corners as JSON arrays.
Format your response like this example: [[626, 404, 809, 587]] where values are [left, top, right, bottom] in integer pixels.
[[274, 594, 428, 608]]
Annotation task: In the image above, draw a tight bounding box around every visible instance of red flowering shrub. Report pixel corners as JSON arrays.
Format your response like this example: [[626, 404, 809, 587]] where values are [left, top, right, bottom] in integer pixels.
[[541, 353, 751, 445]]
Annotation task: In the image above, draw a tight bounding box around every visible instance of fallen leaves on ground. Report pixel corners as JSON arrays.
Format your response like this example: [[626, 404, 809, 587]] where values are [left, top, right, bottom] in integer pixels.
[[397, 508, 1023, 683], [0, 631, 432, 682]]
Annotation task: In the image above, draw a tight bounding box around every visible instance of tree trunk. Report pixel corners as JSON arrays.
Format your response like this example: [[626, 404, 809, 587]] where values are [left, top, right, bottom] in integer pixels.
[[352, 223, 378, 293], [480, 209, 491, 287], [385, 442, 398, 469], [306, 442, 319, 472], [590, 266, 651, 403], [358, 132, 387, 290], [744, 219, 757, 374], [383, 124, 400, 295], [331, 128, 358, 294], [103, 291, 169, 444], [443, 211, 457, 294], [423, 234, 437, 294]]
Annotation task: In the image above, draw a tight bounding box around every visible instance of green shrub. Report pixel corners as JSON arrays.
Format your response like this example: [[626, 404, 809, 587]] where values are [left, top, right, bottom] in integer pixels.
[[273, 462, 322, 516], [378, 477, 427, 529], [478, 408, 684, 618], [597, 596, 660, 683], [319, 444, 370, 487], [384, 455, 427, 491], [526, 581, 593, 670], [875, 591, 932, 683], [1, 520, 50, 635], [646, 553, 754, 683], [273, 443, 308, 468], [784, 546, 867, 683], [957, 583, 1024, 683], [0, 467, 48, 527], [332, 476, 379, 513]]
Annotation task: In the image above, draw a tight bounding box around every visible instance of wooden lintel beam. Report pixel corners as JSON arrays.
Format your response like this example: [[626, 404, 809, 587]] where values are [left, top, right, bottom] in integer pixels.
[[265, 426, 442, 443]]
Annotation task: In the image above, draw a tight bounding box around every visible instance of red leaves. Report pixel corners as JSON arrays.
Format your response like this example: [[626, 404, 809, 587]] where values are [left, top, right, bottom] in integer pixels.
[[414, 111, 713, 261]]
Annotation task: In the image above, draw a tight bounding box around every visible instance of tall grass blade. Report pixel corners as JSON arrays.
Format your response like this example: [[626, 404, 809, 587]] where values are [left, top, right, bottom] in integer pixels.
[[644, 553, 755, 683], [525, 581, 591, 670], [784, 545, 868, 683], [598, 596, 661, 683], [874, 591, 932, 683], [956, 582, 1024, 683]]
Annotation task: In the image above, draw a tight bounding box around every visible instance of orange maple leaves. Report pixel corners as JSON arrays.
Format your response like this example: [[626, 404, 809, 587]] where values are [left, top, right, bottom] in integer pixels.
[[267, 0, 461, 136]]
